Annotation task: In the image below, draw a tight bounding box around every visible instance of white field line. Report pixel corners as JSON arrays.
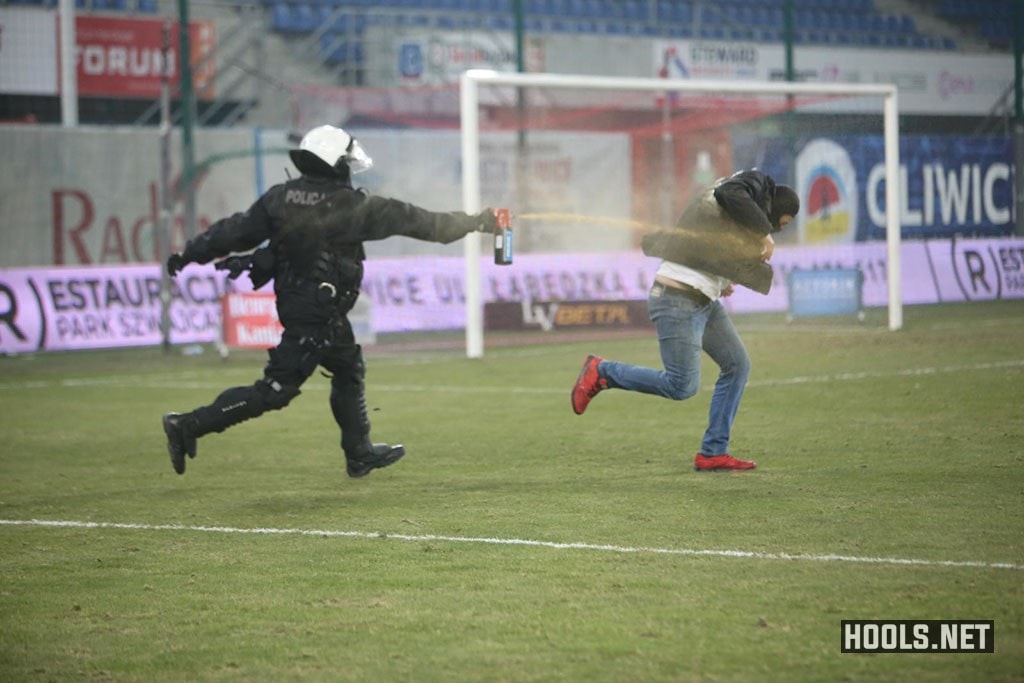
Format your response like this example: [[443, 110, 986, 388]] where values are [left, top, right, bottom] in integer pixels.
[[0, 519, 1020, 571], [2, 358, 1022, 394]]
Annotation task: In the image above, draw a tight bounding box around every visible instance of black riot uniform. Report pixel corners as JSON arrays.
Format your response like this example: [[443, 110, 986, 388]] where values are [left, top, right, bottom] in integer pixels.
[[162, 126, 496, 478]]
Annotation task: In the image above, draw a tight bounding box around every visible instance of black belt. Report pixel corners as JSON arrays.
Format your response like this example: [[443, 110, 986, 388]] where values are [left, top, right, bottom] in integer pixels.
[[651, 281, 711, 306]]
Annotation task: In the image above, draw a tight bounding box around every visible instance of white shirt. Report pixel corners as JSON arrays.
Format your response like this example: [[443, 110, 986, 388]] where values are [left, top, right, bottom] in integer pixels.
[[655, 260, 730, 301]]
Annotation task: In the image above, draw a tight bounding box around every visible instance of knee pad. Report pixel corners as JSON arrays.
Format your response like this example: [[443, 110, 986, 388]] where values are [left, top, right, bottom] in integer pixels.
[[258, 378, 301, 411], [330, 355, 366, 390], [192, 382, 287, 435]]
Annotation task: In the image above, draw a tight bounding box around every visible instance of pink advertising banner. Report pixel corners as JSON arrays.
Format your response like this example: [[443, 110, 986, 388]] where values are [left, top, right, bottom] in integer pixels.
[[1, 237, 1022, 354]]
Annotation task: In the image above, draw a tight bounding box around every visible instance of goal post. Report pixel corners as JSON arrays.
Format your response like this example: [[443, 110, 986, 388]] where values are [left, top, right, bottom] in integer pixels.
[[459, 69, 901, 358]]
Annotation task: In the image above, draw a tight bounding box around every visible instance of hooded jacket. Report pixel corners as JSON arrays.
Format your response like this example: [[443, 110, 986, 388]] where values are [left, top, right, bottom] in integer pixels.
[[641, 170, 791, 294]]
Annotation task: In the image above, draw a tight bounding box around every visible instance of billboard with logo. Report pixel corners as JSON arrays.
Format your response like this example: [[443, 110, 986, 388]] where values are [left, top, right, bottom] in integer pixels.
[[2, 237, 1021, 353], [0, 8, 215, 98], [74, 15, 216, 98], [794, 138, 859, 244], [369, 28, 526, 86], [653, 40, 1012, 116], [741, 135, 1014, 243]]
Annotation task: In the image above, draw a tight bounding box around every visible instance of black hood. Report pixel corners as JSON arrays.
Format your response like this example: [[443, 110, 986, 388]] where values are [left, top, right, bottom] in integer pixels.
[[769, 184, 800, 230]]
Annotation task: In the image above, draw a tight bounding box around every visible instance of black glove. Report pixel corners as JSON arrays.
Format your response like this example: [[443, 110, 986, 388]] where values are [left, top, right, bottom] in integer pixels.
[[167, 253, 188, 277], [475, 209, 500, 233], [215, 255, 250, 281]]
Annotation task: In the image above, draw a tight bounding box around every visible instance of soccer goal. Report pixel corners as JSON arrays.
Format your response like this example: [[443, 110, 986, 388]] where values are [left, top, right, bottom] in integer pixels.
[[459, 69, 901, 359]]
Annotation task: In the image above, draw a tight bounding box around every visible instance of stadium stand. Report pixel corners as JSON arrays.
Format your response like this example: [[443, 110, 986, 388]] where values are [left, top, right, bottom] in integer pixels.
[[10, 0, 992, 53], [260, 0, 970, 59], [0, 0, 1007, 126], [255, 0, 972, 72], [4, 0, 158, 10]]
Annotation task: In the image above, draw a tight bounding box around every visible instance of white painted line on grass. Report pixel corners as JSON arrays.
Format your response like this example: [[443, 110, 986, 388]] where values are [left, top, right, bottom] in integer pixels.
[[1, 518, 1020, 571], [747, 358, 1024, 389]]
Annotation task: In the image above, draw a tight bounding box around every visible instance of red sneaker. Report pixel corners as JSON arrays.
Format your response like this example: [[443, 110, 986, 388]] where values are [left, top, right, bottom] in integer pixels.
[[571, 354, 607, 415], [693, 453, 757, 472]]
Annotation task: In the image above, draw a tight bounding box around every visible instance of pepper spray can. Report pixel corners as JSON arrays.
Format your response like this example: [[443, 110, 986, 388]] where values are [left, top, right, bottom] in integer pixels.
[[493, 208, 513, 265]]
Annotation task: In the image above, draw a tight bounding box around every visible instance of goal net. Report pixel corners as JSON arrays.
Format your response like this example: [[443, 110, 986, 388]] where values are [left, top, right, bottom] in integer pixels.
[[457, 70, 901, 358]]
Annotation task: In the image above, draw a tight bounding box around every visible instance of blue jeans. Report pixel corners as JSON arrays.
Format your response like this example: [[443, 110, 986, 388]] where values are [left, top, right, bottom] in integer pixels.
[[599, 288, 751, 456]]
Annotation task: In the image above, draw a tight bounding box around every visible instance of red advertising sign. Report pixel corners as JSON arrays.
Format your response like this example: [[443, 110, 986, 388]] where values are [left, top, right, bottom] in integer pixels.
[[221, 292, 283, 349], [66, 15, 216, 98]]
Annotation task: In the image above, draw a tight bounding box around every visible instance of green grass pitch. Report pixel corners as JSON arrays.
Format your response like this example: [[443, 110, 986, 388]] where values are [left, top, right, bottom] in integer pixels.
[[1, 301, 1022, 682]]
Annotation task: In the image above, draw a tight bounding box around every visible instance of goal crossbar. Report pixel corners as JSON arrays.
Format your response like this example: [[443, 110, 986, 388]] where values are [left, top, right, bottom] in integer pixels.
[[460, 69, 902, 357]]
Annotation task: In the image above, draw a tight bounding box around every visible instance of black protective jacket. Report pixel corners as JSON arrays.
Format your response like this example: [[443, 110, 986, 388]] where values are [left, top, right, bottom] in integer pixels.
[[180, 173, 483, 326], [641, 170, 780, 294]]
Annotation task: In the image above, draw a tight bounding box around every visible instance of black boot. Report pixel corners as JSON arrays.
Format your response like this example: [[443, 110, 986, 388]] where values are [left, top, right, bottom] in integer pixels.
[[346, 442, 406, 479], [162, 412, 198, 475], [329, 357, 406, 478]]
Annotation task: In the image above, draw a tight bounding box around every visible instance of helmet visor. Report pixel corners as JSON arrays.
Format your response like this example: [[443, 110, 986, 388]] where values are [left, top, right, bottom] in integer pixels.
[[346, 139, 373, 175]]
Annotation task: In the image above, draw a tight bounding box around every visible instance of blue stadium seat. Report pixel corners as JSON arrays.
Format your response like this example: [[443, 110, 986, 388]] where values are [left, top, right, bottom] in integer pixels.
[[312, 4, 331, 25], [624, 0, 644, 22], [668, 24, 693, 38], [328, 12, 349, 32], [563, 0, 584, 17], [292, 4, 318, 32], [656, 0, 670, 21], [980, 19, 1010, 42], [950, 0, 971, 19], [700, 25, 725, 40], [729, 27, 755, 41], [320, 33, 349, 64], [573, 18, 596, 33], [826, 10, 848, 31], [271, 3, 293, 32], [700, 5, 722, 27], [484, 15, 514, 30]]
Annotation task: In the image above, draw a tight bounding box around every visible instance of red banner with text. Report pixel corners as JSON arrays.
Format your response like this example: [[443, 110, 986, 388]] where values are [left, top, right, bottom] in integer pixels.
[[69, 15, 216, 98]]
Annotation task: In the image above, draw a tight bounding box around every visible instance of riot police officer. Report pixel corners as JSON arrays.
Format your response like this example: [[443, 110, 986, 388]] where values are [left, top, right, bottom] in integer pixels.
[[162, 125, 498, 478]]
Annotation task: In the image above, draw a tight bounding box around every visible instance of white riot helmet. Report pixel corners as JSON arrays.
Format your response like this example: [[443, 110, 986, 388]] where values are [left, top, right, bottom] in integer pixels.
[[289, 124, 373, 176]]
